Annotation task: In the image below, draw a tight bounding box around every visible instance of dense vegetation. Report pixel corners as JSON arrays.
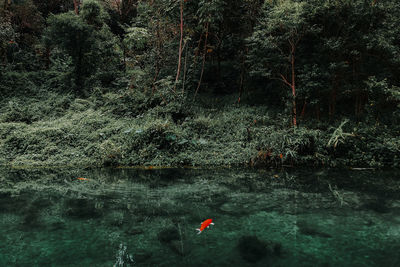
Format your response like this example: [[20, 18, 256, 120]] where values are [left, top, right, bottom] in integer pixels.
[[0, 0, 399, 168]]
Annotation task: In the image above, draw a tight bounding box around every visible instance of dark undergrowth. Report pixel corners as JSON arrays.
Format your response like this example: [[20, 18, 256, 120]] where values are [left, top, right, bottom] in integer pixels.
[[0, 88, 398, 169]]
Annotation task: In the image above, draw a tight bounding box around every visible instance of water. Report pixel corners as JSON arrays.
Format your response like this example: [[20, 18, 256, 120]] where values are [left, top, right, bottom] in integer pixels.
[[0, 168, 399, 266]]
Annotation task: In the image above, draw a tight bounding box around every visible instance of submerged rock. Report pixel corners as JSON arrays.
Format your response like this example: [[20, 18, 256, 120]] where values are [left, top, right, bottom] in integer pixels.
[[125, 228, 144, 236], [134, 251, 152, 263], [105, 211, 125, 226], [237, 236, 269, 263], [169, 240, 191, 256], [157, 227, 180, 243], [220, 202, 251, 215], [49, 221, 66, 231], [299, 227, 333, 238], [0, 193, 28, 213], [64, 198, 102, 219], [297, 221, 332, 238], [363, 201, 390, 213], [157, 227, 191, 256], [21, 209, 41, 228]]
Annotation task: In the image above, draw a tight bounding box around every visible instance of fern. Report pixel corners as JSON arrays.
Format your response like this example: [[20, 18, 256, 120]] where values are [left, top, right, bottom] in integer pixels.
[[327, 119, 355, 149]]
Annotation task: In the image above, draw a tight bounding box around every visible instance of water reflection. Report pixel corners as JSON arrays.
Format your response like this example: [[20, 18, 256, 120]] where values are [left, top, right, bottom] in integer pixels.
[[0, 168, 399, 266]]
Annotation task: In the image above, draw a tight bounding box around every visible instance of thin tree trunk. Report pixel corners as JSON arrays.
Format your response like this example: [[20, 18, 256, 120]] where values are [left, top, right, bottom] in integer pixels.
[[300, 99, 306, 118], [216, 21, 223, 85], [122, 45, 126, 72], [115, 0, 122, 15], [73, 0, 79, 15], [238, 52, 245, 103], [45, 47, 51, 69], [194, 32, 203, 64], [291, 45, 297, 127], [174, 0, 184, 92], [152, 21, 162, 93], [182, 43, 188, 94], [194, 22, 209, 100], [151, 67, 160, 94]]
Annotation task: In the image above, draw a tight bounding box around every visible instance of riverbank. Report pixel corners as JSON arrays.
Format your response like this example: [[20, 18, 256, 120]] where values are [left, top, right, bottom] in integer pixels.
[[0, 91, 398, 168]]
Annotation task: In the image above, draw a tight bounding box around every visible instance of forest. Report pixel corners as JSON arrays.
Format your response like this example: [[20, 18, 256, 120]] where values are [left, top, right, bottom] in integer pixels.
[[0, 0, 399, 168]]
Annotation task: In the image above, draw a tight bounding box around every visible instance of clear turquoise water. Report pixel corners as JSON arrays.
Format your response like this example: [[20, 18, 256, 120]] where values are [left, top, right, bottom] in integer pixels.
[[0, 168, 399, 266]]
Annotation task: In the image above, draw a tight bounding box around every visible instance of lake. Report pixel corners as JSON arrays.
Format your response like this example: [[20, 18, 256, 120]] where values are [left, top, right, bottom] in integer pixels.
[[0, 167, 399, 266]]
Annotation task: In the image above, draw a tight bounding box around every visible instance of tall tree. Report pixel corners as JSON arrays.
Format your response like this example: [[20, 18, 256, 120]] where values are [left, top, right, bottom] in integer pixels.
[[44, 0, 119, 92], [247, 0, 310, 126]]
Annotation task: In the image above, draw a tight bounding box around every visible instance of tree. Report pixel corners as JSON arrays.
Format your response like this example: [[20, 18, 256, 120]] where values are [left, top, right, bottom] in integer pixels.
[[247, 0, 310, 126], [0, 15, 18, 65], [44, 0, 120, 93], [194, 0, 226, 98]]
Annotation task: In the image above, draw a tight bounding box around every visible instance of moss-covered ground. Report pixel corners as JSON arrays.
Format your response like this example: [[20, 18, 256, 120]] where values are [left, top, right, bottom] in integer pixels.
[[0, 90, 398, 168]]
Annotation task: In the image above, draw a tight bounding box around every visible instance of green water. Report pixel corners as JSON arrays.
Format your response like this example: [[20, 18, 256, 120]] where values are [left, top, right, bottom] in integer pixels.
[[0, 168, 399, 266]]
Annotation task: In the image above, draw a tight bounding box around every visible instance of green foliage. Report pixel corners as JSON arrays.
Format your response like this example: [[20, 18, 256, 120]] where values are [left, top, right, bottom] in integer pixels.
[[247, 0, 400, 121], [247, 0, 309, 78], [0, 92, 73, 124], [0, 16, 18, 63], [44, 2, 120, 93], [123, 27, 149, 51], [327, 120, 353, 149], [81, 0, 108, 28], [197, 0, 226, 25], [365, 77, 400, 123], [0, 0, 399, 169], [44, 12, 96, 90]]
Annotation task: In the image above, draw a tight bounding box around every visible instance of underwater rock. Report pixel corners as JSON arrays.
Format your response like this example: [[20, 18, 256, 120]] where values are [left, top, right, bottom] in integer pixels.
[[157, 227, 180, 243], [169, 240, 191, 256], [31, 197, 53, 209], [21, 209, 41, 228], [237, 235, 282, 263], [272, 243, 282, 256], [220, 202, 249, 215], [363, 201, 390, 213], [49, 221, 66, 231], [299, 227, 333, 238], [297, 221, 332, 238], [106, 211, 125, 227], [134, 251, 152, 263], [237, 236, 269, 263], [157, 227, 190, 256], [0, 193, 28, 213], [64, 198, 102, 219], [125, 228, 144, 235]]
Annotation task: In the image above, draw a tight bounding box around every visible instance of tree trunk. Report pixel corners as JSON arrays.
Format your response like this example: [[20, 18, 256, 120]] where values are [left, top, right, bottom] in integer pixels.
[[45, 47, 51, 69], [182, 43, 188, 94], [73, 0, 79, 15], [194, 32, 203, 64], [152, 21, 161, 93], [238, 52, 246, 103], [194, 22, 209, 100], [174, 0, 184, 92], [300, 99, 306, 118], [291, 46, 297, 127], [216, 21, 223, 85]]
